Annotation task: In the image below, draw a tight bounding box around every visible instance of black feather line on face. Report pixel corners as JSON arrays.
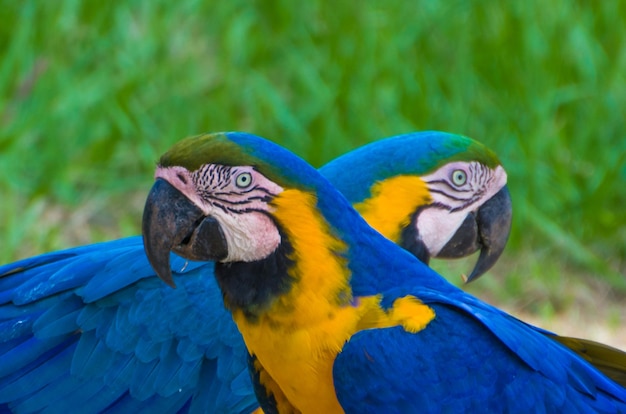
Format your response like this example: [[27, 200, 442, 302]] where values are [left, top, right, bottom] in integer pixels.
[[424, 178, 460, 191], [427, 187, 486, 213], [427, 188, 471, 203], [211, 189, 274, 204], [209, 194, 275, 215], [214, 223, 295, 322]]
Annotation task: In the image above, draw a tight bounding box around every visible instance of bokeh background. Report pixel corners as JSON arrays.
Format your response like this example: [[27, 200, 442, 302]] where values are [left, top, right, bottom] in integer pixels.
[[1, 1, 624, 346]]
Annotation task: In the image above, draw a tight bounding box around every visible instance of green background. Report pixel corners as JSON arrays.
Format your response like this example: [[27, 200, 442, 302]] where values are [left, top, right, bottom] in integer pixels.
[[1, 1, 624, 330]]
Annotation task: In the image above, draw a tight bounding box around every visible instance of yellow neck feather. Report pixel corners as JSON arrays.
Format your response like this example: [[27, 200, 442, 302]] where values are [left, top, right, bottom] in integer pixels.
[[266, 188, 352, 327], [353, 175, 431, 242]]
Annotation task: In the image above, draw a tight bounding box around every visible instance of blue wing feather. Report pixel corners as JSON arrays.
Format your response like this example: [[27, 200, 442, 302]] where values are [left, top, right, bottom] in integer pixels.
[[0, 341, 74, 402], [0, 236, 259, 413]]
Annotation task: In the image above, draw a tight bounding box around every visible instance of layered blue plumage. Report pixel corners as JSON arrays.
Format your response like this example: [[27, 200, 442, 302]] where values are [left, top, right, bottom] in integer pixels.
[[0, 238, 254, 413]]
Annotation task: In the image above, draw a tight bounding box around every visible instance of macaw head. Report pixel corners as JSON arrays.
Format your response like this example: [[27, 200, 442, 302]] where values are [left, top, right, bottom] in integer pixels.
[[142, 131, 337, 289], [321, 131, 511, 282]]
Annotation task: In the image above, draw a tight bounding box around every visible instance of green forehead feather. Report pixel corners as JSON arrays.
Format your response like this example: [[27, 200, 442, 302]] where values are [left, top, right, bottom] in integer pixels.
[[158, 132, 304, 188], [441, 136, 501, 169], [160, 133, 246, 170]]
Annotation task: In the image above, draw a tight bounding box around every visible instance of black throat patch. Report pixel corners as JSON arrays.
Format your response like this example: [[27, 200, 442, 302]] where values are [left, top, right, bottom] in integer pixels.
[[399, 208, 430, 265], [214, 227, 295, 321]]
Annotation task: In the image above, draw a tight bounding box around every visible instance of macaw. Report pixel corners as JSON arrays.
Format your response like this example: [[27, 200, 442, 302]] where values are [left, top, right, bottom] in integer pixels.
[[0, 131, 513, 413], [142, 132, 626, 413]]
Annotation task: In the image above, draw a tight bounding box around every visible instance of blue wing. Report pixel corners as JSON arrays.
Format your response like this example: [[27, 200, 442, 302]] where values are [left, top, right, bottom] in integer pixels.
[[334, 290, 626, 414], [0, 237, 257, 413]]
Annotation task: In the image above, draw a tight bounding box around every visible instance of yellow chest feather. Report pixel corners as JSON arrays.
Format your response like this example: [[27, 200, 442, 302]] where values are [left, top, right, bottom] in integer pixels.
[[232, 189, 435, 413]]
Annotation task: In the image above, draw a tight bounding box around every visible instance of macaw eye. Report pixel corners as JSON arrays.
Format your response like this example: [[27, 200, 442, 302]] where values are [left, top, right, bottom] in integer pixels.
[[451, 169, 467, 186], [235, 172, 253, 188]]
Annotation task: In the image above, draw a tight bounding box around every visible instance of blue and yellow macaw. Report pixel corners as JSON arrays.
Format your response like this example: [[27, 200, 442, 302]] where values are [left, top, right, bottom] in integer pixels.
[[0, 132, 513, 413], [142, 132, 626, 413]]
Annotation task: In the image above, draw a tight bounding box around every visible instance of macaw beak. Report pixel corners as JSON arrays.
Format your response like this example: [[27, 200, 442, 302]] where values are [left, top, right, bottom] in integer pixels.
[[438, 186, 512, 282], [142, 178, 228, 288]]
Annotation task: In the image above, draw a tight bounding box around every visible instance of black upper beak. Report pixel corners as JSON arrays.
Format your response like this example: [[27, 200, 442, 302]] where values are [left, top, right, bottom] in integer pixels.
[[439, 186, 512, 282], [466, 186, 512, 282], [142, 178, 228, 288]]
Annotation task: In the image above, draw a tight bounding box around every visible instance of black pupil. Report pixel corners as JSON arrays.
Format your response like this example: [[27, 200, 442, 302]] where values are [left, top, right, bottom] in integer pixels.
[[453, 171, 465, 184]]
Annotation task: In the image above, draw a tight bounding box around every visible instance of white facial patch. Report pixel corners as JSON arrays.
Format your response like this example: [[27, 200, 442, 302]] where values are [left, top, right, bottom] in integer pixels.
[[156, 164, 284, 262], [209, 209, 281, 262], [417, 162, 507, 255]]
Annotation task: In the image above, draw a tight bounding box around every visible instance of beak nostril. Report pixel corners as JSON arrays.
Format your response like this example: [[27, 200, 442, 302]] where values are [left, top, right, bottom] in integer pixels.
[[176, 173, 188, 184]]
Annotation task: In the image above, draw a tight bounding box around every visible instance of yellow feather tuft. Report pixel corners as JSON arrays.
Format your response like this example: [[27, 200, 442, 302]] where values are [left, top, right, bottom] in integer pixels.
[[388, 295, 436, 334]]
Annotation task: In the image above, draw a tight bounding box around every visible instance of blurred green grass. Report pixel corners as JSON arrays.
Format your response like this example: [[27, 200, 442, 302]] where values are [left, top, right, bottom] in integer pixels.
[[1, 1, 625, 307]]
